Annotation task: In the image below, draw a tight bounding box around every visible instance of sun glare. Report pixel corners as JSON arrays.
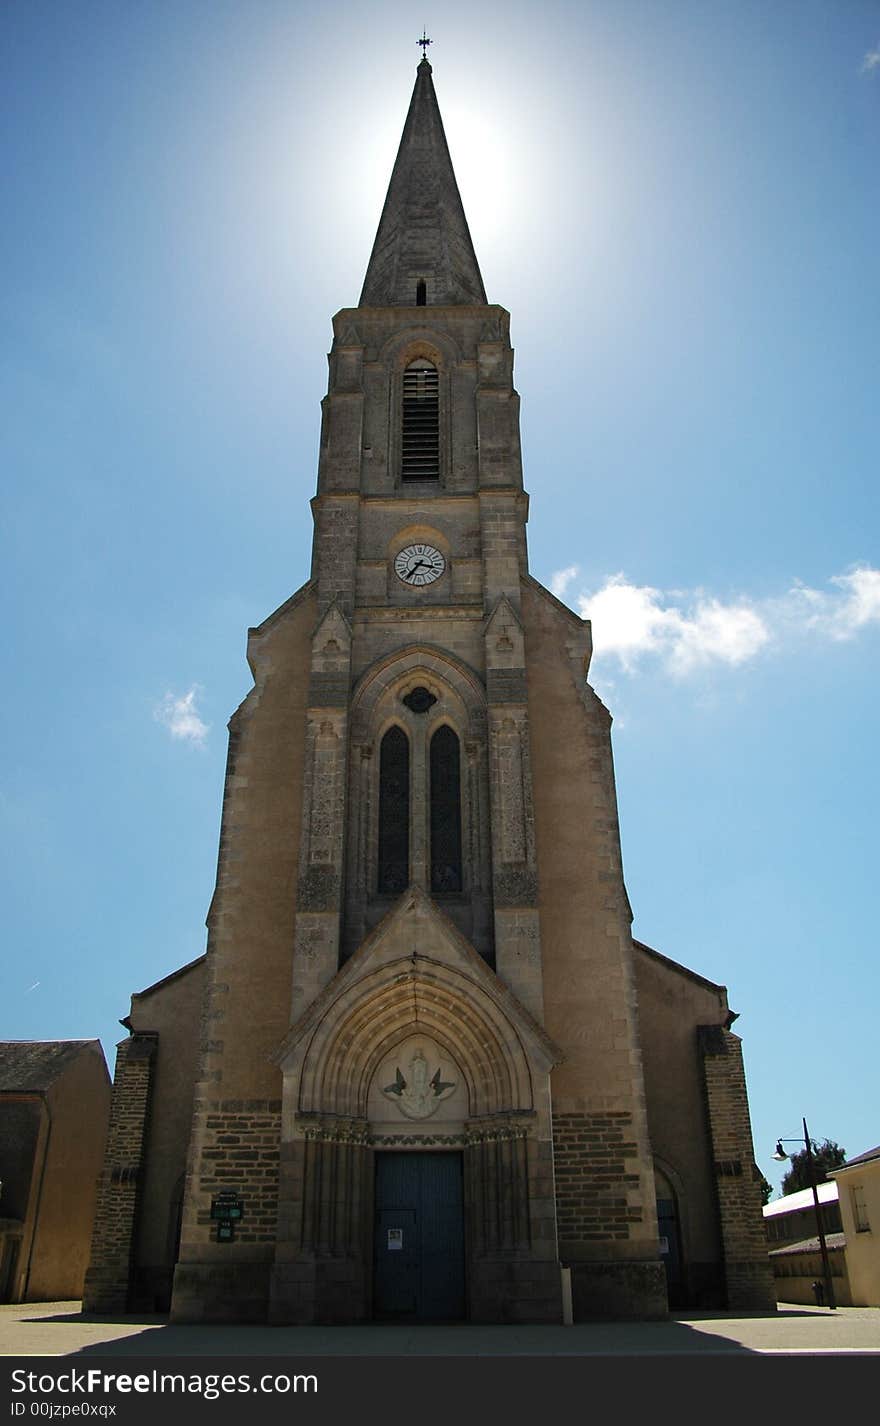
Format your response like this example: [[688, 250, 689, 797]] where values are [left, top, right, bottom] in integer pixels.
[[444, 102, 517, 254]]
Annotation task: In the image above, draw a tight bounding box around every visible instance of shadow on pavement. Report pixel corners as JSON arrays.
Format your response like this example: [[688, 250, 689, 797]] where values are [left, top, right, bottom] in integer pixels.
[[49, 1316, 759, 1357]]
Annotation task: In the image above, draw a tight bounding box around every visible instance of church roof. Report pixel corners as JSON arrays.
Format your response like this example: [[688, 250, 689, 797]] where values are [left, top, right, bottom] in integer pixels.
[[359, 59, 487, 308], [0, 1040, 103, 1093], [633, 938, 728, 996], [132, 953, 206, 1001]]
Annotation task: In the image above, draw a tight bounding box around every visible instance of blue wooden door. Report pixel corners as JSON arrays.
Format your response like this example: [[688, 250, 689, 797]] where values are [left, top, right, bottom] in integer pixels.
[[373, 1151, 465, 1321], [657, 1196, 684, 1308]]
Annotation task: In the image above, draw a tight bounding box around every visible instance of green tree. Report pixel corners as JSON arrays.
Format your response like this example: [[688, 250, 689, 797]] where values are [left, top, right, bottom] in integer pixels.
[[781, 1140, 846, 1196], [758, 1171, 774, 1206]]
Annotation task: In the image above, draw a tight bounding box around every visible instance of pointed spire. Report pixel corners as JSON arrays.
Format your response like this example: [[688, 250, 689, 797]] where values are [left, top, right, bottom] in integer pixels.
[[359, 59, 487, 308]]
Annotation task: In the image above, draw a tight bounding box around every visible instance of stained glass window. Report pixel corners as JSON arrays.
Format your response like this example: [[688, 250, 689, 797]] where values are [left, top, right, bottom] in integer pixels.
[[378, 726, 410, 893], [430, 725, 462, 892]]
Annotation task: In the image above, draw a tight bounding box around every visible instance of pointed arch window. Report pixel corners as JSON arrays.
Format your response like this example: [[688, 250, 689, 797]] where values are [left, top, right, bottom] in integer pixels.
[[430, 725, 462, 893], [378, 726, 410, 893], [401, 360, 439, 481]]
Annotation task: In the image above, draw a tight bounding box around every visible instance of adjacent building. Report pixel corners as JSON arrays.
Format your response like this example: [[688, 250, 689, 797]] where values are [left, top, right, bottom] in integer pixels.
[[762, 1148, 880, 1308], [830, 1145, 880, 1306], [0, 1041, 110, 1303], [763, 1181, 849, 1306]]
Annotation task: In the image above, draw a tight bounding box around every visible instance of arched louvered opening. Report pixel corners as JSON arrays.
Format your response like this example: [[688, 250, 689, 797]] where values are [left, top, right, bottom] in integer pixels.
[[378, 726, 410, 893], [430, 725, 462, 893], [401, 360, 439, 481], [416, 279, 427, 306]]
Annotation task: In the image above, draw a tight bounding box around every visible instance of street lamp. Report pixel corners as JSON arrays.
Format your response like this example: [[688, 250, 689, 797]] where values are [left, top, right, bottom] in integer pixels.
[[772, 1117, 836, 1310]]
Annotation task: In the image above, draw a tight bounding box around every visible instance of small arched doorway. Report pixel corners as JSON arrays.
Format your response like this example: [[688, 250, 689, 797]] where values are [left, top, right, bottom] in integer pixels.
[[654, 1163, 685, 1309]]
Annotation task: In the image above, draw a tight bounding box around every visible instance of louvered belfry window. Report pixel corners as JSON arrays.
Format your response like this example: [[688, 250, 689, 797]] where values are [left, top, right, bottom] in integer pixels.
[[401, 360, 439, 481], [378, 726, 410, 894], [430, 725, 463, 893]]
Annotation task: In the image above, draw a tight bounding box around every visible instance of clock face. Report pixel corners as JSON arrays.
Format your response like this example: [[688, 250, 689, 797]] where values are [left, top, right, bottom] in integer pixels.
[[394, 543, 446, 587]]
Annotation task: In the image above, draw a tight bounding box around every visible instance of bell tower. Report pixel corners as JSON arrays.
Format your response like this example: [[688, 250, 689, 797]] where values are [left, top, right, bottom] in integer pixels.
[[297, 55, 543, 1021]]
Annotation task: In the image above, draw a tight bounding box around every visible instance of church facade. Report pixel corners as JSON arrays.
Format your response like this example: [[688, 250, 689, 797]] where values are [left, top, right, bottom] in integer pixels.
[[84, 59, 774, 1324]]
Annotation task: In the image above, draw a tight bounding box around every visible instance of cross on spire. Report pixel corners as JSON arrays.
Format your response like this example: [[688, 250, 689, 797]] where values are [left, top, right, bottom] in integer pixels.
[[417, 31, 432, 60]]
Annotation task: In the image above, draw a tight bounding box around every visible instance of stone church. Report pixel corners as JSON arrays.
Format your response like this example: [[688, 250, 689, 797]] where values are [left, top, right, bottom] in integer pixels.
[[84, 58, 774, 1324]]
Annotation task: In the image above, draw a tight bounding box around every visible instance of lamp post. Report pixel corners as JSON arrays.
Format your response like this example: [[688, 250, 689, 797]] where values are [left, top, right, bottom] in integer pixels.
[[772, 1117, 836, 1310]]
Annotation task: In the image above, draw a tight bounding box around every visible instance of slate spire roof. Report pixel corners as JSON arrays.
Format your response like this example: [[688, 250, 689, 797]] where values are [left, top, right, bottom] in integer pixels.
[[359, 58, 487, 308]]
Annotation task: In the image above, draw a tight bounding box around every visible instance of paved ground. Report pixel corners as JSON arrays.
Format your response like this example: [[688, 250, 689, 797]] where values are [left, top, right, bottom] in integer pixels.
[[1, 1300, 878, 1356]]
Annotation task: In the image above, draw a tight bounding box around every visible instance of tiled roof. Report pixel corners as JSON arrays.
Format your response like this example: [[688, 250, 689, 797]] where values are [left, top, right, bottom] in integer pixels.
[[0, 1040, 102, 1092], [768, 1232, 846, 1257]]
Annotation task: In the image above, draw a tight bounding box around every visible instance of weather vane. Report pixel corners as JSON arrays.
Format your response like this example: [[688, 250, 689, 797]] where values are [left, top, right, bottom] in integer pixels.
[[417, 30, 432, 60]]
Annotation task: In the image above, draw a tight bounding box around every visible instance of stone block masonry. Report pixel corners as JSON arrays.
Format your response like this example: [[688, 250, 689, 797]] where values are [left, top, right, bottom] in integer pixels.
[[169, 1100, 282, 1323], [192, 1100, 281, 1245], [552, 1112, 644, 1245], [83, 1033, 156, 1313], [551, 1110, 667, 1319], [700, 1025, 777, 1311]]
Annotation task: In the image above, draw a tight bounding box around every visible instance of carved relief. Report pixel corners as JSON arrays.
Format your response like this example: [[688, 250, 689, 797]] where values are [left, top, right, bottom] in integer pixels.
[[368, 1034, 465, 1128], [381, 1047, 456, 1120]]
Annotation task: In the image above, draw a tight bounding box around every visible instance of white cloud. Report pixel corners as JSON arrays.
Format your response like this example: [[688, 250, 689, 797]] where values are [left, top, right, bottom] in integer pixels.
[[577, 575, 769, 675], [154, 686, 210, 747], [827, 567, 880, 634], [862, 45, 880, 72], [785, 566, 880, 640], [568, 565, 880, 678], [668, 598, 770, 674], [550, 564, 579, 598], [577, 576, 677, 662]]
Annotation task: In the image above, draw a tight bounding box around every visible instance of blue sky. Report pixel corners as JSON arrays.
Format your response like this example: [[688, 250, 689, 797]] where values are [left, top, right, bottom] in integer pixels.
[[2, 0, 878, 1197]]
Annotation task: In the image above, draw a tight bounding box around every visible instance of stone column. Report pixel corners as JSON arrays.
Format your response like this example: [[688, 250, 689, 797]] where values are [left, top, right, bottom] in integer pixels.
[[270, 1114, 370, 1324], [484, 596, 544, 1020], [290, 604, 353, 1020], [464, 1113, 563, 1324]]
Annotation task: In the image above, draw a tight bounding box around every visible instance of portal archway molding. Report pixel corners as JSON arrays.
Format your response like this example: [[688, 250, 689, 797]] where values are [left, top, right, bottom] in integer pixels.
[[275, 886, 560, 1127]]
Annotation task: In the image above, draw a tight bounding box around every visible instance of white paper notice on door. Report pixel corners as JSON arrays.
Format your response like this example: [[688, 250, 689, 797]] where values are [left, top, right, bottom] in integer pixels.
[[387, 1228, 403, 1250]]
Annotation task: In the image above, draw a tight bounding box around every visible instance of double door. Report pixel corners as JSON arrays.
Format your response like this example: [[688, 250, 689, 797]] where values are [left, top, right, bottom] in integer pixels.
[[373, 1151, 464, 1321]]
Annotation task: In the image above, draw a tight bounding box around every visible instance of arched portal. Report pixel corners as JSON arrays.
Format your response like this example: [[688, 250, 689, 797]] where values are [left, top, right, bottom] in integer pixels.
[[269, 889, 563, 1325]]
